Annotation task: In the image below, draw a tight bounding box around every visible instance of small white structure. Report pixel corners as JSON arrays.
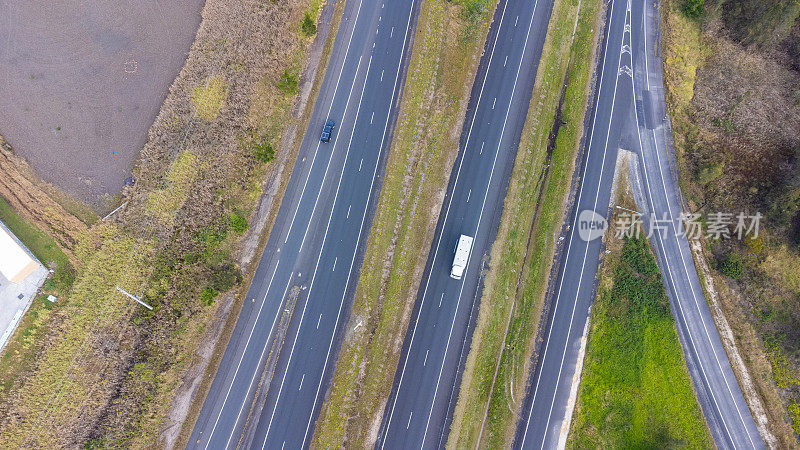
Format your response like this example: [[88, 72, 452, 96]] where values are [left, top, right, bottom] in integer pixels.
[[0, 223, 39, 283], [0, 220, 47, 353]]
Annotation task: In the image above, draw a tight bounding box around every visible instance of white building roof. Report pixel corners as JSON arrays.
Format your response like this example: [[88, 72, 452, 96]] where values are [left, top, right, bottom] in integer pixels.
[[0, 223, 39, 283]]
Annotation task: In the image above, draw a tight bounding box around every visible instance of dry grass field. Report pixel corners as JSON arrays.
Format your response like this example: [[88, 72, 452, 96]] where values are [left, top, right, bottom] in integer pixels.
[[0, 0, 329, 446]]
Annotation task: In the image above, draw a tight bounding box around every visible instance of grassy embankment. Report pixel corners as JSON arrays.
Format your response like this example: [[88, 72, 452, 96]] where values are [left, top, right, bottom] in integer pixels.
[[0, 196, 74, 399], [566, 176, 712, 448], [448, 0, 601, 446], [0, 0, 327, 447], [311, 0, 498, 447], [662, 0, 800, 444]]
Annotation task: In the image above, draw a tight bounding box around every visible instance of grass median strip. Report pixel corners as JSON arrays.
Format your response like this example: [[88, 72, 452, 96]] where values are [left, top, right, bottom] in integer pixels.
[[447, 0, 602, 446], [311, 0, 498, 447]]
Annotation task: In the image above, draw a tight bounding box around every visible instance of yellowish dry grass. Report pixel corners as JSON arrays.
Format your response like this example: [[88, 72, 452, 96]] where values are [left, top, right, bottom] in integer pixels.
[[191, 76, 228, 121]]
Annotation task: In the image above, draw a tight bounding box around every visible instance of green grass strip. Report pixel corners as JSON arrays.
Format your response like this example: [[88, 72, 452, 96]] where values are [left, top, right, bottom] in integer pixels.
[[448, 0, 601, 446], [567, 235, 712, 448]]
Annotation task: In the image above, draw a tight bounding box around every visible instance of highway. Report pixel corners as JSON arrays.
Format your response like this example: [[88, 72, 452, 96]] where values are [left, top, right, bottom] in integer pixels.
[[514, 0, 764, 448], [187, 0, 419, 448], [375, 0, 555, 447]]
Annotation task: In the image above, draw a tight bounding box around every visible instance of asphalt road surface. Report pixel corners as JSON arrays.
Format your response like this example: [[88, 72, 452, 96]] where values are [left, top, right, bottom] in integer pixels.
[[376, 0, 555, 447], [187, 0, 419, 448], [514, 0, 764, 448], [0, 0, 204, 204]]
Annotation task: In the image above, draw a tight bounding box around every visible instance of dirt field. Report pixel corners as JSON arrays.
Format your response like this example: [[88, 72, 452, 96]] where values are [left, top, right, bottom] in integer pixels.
[[0, 0, 204, 207]]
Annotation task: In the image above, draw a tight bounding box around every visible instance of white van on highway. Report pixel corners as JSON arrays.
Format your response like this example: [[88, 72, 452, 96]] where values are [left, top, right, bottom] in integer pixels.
[[450, 234, 474, 280]]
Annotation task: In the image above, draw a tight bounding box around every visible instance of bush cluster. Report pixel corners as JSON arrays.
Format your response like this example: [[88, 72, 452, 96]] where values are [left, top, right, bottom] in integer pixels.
[[301, 12, 317, 36], [682, 0, 704, 18]]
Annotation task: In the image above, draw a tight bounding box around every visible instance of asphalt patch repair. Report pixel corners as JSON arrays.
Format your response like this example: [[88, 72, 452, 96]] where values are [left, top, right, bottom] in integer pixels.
[[0, 0, 204, 206]]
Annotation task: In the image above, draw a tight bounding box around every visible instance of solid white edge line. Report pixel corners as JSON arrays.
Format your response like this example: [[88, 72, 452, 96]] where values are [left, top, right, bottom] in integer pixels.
[[379, 0, 513, 446], [261, 54, 373, 447], [420, 0, 540, 445], [637, 3, 758, 447], [203, 262, 279, 449], [629, 14, 739, 450], [298, 1, 418, 447], [520, 0, 623, 447], [202, 0, 367, 445]]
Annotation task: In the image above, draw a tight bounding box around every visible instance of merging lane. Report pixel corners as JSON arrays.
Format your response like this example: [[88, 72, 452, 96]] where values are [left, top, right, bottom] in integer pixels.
[[514, 0, 763, 448], [515, 0, 630, 446], [188, 0, 418, 447], [627, 0, 762, 447], [376, 0, 555, 446]]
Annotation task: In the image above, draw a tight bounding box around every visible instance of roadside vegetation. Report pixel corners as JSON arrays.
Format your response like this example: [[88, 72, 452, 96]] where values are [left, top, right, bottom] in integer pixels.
[[448, 0, 603, 446], [567, 179, 712, 448], [662, 0, 800, 444], [311, 0, 499, 447], [567, 237, 711, 447], [0, 0, 328, 447], [0, 195, 74, 406], [0, 137, 91, 255]]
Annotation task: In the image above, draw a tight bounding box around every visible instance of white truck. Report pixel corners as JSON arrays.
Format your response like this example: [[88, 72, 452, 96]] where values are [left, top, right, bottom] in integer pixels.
[[450, 234, 474, 280]]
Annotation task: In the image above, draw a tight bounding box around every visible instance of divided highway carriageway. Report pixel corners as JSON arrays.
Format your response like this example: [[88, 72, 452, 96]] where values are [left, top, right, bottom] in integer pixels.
[[377, 0, 555, 446], [188, 0, 419, 448], [514, 0, 763, 448]]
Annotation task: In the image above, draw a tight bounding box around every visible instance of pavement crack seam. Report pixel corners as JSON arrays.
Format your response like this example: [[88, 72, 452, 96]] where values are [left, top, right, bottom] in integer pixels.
[[236, 285, 301, 448]]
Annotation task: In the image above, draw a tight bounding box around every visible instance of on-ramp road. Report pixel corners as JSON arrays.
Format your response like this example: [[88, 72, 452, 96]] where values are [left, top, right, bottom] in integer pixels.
[[514, 0, 764, 448], [188, 0, 419, 448], [376, 0, 555, 447]]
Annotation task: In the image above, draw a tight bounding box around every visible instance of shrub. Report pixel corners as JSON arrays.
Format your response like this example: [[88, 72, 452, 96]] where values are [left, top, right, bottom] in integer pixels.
[[83, 438, 106, 449], [200, 287, 217, 306], [253, 139, 275, 163], [682, 0, 704, 18], [301, 12, 317, 36], [765, 345, 800, 389], [460, 0, 487, 23], [696, 161, 723, 185], [717, 251, 744, 279], [229, 212, 248, 233], [721, 0, 800, 45], [788, 402, 800, 436], [209, 262, 241, 292], [278, 69, 299, 95], [712, 117, 734, 133]]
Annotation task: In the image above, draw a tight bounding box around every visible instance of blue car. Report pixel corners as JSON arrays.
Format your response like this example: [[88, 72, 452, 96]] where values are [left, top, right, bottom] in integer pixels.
[[321, 119, 335, 142]]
